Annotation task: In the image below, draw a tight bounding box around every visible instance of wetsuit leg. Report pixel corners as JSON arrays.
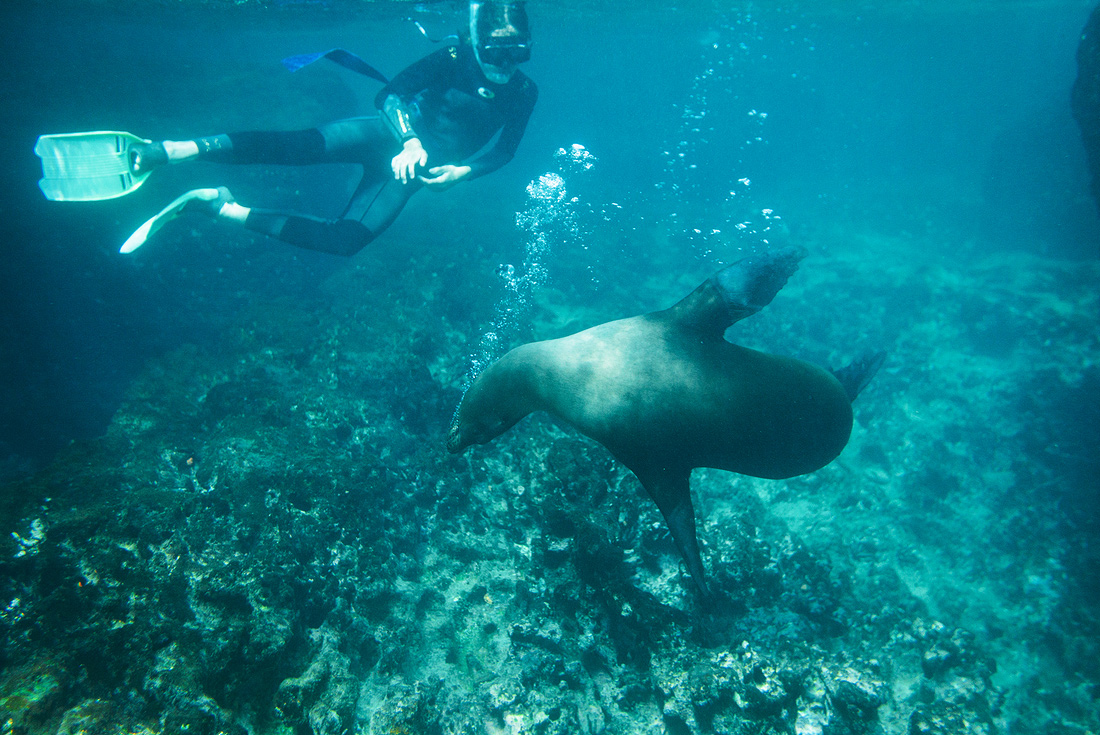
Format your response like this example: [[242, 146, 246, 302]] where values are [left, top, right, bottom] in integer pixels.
[[194, 130, 327, 164], [243, 211, 378, 256], [342, 161, 422, 238], [196, 117, 391, 165], [243, 166, 422, 256], [193, 118, 421, 256]]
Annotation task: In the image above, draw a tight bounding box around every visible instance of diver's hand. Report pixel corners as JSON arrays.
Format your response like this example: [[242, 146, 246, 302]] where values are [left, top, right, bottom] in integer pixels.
[[391, 138, 428, 184], [418, 164, 472, 191]]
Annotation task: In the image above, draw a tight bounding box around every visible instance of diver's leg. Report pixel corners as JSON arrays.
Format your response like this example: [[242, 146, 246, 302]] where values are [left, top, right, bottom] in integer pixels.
[[237, 164, 421, 256], [345, 168, 420, 237], [176, 174, 383, 257], [132, 117, 391, 173], [133, 130, 326, 172], [241, 211, 377, 257], [140, 118, 414, 255]]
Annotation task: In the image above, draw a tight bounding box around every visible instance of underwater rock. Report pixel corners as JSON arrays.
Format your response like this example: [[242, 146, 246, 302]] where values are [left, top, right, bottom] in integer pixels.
[[738, 661, 794, 717], [487, 677, 524, 713], [367, 682, 440, 734], [143, 643, 246, 735], [913, 621, 987, 680], [54, 698, 114, 735], [0, 661, 70, 734], [575, 703, 608, 734], [908, 700, 996, 735], [893, 619, 999, 735], [1074, 3, 1100, 215], [829, 666, 888, 723], [2, 250, 1096, 734], [275, 626, 358, 735]]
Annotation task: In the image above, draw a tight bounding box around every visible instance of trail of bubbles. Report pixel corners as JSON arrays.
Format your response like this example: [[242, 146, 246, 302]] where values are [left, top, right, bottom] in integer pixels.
[[460, 144, 597, 390], [656, 11, 812, 263]]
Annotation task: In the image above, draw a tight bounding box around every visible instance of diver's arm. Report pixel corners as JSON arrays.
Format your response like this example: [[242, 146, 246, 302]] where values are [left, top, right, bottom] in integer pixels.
[[464, 79, 538, 180], [380, 93, 429, 182], [375, 46, 457, 145], [377, 48, 457, 183], [420, 77, 537, 189], [380, 94, 419, 144], [420, 85, 532, 189], [392, 138, 429, 184]]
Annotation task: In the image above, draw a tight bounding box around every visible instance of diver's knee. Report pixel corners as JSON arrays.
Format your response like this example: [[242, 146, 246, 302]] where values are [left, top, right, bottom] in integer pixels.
[[327, 219, 376, 256], [265, 215, 375, 256]]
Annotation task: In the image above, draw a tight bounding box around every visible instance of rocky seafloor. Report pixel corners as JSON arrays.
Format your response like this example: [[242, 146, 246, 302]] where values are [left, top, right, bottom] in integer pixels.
[[1, 222, 1097, 735]]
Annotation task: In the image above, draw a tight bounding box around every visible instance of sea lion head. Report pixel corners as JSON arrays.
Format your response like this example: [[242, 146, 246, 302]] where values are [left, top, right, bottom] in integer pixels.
[[447, 392, 516, 454], [447, 402, 489, 454], [448, 352, 536, 453]]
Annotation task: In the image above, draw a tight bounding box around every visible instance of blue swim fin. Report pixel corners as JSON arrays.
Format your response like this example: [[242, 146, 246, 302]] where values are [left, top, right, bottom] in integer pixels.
[[281, 48, 389, 84]]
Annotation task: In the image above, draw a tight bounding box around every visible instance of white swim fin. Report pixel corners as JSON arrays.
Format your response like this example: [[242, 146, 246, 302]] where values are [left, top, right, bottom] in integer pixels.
[[35, 131, 156, 201], [120, 188, 222, 253]]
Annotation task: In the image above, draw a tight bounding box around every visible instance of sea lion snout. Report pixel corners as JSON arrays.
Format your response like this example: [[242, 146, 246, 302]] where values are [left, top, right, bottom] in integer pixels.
[[447, 407, 506, 453], [447, 412, 466, 453]]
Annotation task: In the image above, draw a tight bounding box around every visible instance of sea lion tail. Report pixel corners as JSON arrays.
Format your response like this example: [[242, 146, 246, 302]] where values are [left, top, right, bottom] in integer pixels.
[[832, 350, 887, 401]]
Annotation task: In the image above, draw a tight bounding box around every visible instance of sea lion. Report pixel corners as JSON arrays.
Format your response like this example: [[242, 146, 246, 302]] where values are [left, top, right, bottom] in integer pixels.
[[448, 247, 882, 595]]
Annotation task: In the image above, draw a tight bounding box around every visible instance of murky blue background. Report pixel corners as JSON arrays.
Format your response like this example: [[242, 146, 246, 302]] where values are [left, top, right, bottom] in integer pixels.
[[1, 0, 1096, 473]]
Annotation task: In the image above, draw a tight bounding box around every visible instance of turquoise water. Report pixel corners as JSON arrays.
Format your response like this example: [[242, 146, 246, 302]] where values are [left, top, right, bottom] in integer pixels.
[[0, 2, 1097, 733]]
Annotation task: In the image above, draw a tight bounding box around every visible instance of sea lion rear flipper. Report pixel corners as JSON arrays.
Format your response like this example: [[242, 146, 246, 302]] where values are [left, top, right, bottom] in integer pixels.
[[712, 246, 807, 322], [668, 246, 807, 336], [630, 465, 711, 598], [832, 350, 887, 401]]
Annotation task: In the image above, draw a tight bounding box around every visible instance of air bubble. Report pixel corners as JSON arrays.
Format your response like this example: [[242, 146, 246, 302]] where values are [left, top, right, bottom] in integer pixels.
[[460, 144, 598, 390]]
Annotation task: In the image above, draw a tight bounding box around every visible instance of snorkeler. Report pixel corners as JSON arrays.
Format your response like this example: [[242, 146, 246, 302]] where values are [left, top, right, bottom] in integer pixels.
[[38, 1, 537, 256]]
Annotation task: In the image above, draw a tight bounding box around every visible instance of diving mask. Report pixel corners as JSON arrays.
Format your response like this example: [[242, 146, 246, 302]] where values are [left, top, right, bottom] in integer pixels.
[[470, 1, 531, 83]]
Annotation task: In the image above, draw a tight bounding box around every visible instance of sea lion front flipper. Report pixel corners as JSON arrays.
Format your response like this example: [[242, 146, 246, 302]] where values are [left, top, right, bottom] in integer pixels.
[[630, 465, 711, 598], [667, 246, 808, 337]]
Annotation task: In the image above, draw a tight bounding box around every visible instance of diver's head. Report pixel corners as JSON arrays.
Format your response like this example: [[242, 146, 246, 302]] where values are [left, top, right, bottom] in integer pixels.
[[470, 1, 531, 84]]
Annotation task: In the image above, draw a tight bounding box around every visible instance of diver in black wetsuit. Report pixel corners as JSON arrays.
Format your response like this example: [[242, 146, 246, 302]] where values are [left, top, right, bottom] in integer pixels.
[[131, 1, 537, 256]]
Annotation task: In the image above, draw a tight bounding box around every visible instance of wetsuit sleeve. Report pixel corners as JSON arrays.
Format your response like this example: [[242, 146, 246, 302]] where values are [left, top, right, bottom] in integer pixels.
[[380, 94, 417, 143], [374, 47, 457, 141], [466, 80, 538, 180]]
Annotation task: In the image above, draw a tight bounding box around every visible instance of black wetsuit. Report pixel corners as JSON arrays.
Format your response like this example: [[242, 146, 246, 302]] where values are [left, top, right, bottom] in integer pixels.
[[196, 42, 537, 256]]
